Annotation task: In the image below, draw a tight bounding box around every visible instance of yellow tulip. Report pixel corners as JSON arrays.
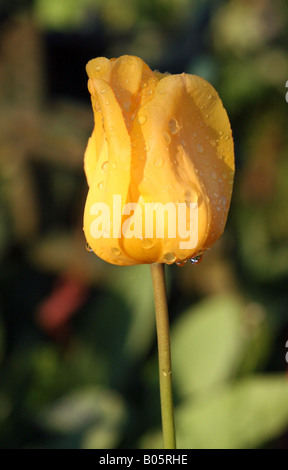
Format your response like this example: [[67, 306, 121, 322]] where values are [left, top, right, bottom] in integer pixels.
[[83, 55, 234, 266]]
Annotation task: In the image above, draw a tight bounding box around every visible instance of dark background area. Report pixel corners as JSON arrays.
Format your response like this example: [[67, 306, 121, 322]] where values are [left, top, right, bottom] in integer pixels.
[[0, 0, 288, 449]]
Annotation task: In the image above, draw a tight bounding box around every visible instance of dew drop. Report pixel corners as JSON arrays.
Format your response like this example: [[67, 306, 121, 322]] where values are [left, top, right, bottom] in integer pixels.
[[218, 154, 223, 160], [147, 90, 153, 95], [218, 130, 223, 136], [164, 252, 176, 264], [176, 260, 187, 267], [211, 171, 217, 180], [112, 162, 117, 169], [216, 206, 221, 212], [190, 254, 203, 265], [98, 181, 104, 190], [111, 247, 121, 256], [168, 118, 179, 134], [144, 145, 150, 152], [155, 157, 164, 168], [101, 161, 108, 172], [100, 89, 106, 94], [141, 239, 154, 249], [224, 135, 230, 141], [138, 115, 147, 125], [86, 243, 93, 252], [207, 94, 212, 100], [210, 139, 216, 147], [196, 144, 204, 154], [95, 65, 101, 72]]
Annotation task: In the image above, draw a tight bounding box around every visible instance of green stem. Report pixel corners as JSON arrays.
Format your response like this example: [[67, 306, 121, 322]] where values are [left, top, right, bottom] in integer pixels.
[[150, 263, 176, 449]]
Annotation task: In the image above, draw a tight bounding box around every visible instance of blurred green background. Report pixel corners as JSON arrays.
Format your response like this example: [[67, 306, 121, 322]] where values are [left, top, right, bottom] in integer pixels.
[[1, 0, 288, 449]]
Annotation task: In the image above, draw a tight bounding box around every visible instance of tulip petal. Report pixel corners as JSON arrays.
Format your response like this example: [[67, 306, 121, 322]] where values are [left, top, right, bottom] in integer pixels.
[[84, 77, 137, 265], [123, 73, 234, 264]]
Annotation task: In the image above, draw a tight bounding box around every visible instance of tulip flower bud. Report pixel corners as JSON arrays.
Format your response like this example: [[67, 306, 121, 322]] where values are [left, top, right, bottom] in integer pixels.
[[83, 55, 234, 266]]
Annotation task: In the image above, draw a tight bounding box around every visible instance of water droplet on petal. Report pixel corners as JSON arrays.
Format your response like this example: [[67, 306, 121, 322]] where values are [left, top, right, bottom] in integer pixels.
[[211, 171, 217, 180], [210, 139, 216, 147], [197, 144, 204, 153], [207, 94, 212, 100], [190, 254, 203, 265], [112, 162, 117, 169], [176, 260, 187, 267], [144, 145, 150, 152], [111, 247, 121, 256], [141, 239, 154, 249], [158, 88, 166, 95], [222, 172, 227, 179], [155, 157, 164, 168], [101, 161, 108, 172], [86, 243, 93, 252], [164, 252, 176, 264], [138, 115, 147, 125], [147, 90, 153, 95], [95, 65, 101, 72], [100, 89, 106, 94], [168, 118, 179, 134], [218, 130, 223, 136], [224, 135, 230, 141], [98, 181, 104, 190]]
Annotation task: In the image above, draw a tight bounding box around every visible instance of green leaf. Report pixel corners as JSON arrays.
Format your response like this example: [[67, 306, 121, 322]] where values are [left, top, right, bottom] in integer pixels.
[[39, 387, 126, 449], [176, 375, 288, 449], [172, 295, 246, 397], [107, 265, 155, 362]]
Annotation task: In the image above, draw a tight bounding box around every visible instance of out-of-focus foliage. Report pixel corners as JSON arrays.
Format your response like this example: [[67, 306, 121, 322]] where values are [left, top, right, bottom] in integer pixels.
[[0, 0, 288, 449]]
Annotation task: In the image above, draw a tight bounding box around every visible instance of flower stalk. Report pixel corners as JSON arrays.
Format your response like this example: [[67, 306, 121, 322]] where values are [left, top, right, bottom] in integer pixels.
[[150, 263, 176, 449]]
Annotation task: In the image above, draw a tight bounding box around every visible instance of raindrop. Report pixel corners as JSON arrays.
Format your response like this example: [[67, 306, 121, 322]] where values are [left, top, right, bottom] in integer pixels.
[[95, 65, 101, 71], [86, 243, 93, 252], [197, 144, 204, 153], [138, 115, 147, 125], [168, 118, 179, 134], [176, 260, 187, 267], [224, 135, 230, 141], [210, 139, 216, 147], [98, 181, 104, 190], [190, 254, 203, 265], [141, 239, 154, 249], [100, 89, 106, 94], [218, 155, 223, 160], [155, 157, 164, 168], [164, 252, 176, 264], [144, 145, 150, 152], [147, 90, 153, 95], [218, 130, 223, 136], [184, 188, 199, 205], [207, 94, 212, 100], [111, 247, 121, 256], [101, 161, 108, 172]]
